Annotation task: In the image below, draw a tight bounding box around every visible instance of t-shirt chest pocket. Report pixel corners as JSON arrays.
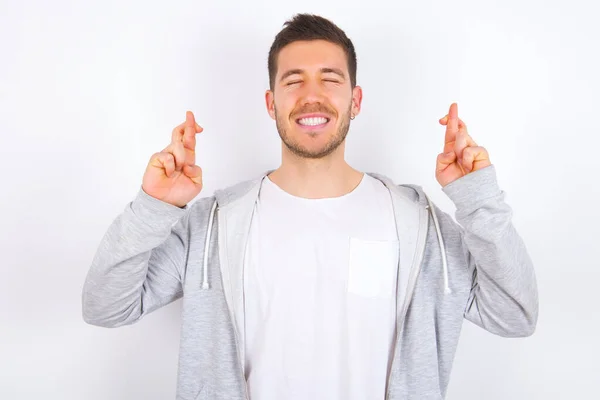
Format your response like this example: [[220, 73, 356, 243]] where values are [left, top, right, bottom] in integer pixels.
[[347, 237, 400, 298]]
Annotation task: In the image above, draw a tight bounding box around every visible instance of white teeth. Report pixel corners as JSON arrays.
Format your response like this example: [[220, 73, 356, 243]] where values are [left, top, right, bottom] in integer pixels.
[[297, 117, 328, 126]]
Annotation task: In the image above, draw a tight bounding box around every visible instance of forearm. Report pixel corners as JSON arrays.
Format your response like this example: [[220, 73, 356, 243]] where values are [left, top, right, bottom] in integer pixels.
[[443, 165, 539, 337], [82, 187, 189, 327]]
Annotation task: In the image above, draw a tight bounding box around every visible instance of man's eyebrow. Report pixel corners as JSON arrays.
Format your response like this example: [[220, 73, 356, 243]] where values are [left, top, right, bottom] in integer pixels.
[[279, 69, 303, 82], [278, 67, 346, 83], [321, 67, 345, 79]]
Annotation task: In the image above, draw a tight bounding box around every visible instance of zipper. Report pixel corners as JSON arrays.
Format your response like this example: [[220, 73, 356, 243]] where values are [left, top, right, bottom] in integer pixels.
[[215, 207, 250, 400], [212, 280, 250, 399], [214, 269, 249, 399], [385, 205, 430, 400], [232, 323, 250, 400]]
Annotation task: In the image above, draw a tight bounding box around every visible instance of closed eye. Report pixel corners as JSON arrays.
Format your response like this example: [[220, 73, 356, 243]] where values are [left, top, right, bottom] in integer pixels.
[[286, 81, 302, 86]]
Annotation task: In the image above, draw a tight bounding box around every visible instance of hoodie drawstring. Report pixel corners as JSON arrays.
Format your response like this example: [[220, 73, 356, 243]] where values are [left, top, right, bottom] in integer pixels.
[[201, 200, 218, 290], [424, 194, 452, 295]]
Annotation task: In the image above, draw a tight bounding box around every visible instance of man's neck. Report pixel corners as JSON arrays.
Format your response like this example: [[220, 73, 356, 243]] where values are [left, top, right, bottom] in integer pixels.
[[267, 148, 364, 199]]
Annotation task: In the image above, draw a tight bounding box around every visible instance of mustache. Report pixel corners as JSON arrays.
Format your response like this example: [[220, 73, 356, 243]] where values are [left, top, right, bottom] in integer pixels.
[[290, 103, 336, 119]]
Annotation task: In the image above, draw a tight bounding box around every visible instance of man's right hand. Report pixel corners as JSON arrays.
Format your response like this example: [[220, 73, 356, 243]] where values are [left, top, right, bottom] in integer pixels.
[[142, 111, 204, 208]]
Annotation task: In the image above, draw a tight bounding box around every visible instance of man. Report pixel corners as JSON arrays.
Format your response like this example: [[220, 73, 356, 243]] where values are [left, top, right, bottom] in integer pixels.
[[82, 13, 538, 400]]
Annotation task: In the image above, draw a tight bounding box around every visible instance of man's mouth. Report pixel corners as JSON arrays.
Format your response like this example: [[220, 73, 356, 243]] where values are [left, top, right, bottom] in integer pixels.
[[295, 115, 331, 130]]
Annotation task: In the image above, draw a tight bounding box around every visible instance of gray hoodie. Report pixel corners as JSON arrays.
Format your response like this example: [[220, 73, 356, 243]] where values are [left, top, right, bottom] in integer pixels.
[[82, 164, 538, 400]]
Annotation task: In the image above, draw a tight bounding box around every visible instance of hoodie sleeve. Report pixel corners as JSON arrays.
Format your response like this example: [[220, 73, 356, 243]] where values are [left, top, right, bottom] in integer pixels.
[[441, 164, 539, 337], [82, 186, 191, 328]]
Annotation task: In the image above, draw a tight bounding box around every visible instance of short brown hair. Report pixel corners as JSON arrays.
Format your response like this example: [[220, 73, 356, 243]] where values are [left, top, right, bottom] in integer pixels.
[[267, 13, 357, 90]]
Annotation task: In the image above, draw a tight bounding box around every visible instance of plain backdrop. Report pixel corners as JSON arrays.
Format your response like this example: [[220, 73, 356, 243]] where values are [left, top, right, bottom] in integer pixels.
[[1, 0, 598, 399]]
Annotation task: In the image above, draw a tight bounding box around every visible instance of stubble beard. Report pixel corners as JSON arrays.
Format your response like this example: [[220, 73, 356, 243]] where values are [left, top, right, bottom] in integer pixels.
[[274, 104, 352, 160]]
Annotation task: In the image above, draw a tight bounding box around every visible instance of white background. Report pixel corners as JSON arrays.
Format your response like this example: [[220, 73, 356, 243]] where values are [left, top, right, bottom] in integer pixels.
[[1, 0, 598, 399]]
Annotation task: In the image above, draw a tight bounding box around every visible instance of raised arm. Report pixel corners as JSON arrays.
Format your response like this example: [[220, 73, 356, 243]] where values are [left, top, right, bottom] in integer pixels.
[[82, 111, 205, 327]]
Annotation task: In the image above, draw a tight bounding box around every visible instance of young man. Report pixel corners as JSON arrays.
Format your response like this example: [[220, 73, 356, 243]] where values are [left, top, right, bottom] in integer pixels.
[[82, 13, 538, 400]]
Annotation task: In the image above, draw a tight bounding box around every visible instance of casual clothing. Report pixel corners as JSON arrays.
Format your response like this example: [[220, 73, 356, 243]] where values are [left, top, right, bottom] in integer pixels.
[[82, 165, 538, 400], [243, 174, 398, 399]]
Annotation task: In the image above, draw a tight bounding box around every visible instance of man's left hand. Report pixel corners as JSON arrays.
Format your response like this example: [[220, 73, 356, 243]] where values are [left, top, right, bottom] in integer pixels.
[[436, 102, 492, 187]]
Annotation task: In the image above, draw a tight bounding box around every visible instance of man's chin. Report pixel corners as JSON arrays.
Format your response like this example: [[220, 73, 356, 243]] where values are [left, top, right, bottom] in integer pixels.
[[283, 137, 342, 159], [290, 122, 338, 137], [276, 118, 348, 159], [285, 146, 333, 159]]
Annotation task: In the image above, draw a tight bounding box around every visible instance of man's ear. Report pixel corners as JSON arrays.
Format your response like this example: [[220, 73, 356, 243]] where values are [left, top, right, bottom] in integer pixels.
[[351, 85, 363, 118], [265, 90, 276, 120]]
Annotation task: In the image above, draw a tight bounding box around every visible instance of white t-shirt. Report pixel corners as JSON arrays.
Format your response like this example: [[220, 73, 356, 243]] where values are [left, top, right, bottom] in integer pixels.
[[243, 173, 399, 400]]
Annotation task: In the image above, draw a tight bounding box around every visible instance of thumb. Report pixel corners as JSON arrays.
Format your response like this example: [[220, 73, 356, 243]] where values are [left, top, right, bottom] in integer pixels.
[[183, 164, 203, 185], [436, 151, 456, 173]]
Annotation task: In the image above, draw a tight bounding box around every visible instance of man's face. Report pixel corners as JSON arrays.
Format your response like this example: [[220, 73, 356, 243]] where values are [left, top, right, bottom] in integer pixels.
[[265, 40, 362, 159]]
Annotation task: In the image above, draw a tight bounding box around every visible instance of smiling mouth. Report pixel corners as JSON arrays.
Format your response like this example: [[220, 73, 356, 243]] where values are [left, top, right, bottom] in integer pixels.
[[295, 116, 331, 130]]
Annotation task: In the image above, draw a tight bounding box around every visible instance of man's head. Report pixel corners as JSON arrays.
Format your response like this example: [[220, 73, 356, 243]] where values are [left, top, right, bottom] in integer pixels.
[[265, 14, 362, 160]]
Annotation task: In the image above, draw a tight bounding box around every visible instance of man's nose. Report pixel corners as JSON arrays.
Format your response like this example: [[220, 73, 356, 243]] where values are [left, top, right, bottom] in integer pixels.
[[298, 79, 327, 104]]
